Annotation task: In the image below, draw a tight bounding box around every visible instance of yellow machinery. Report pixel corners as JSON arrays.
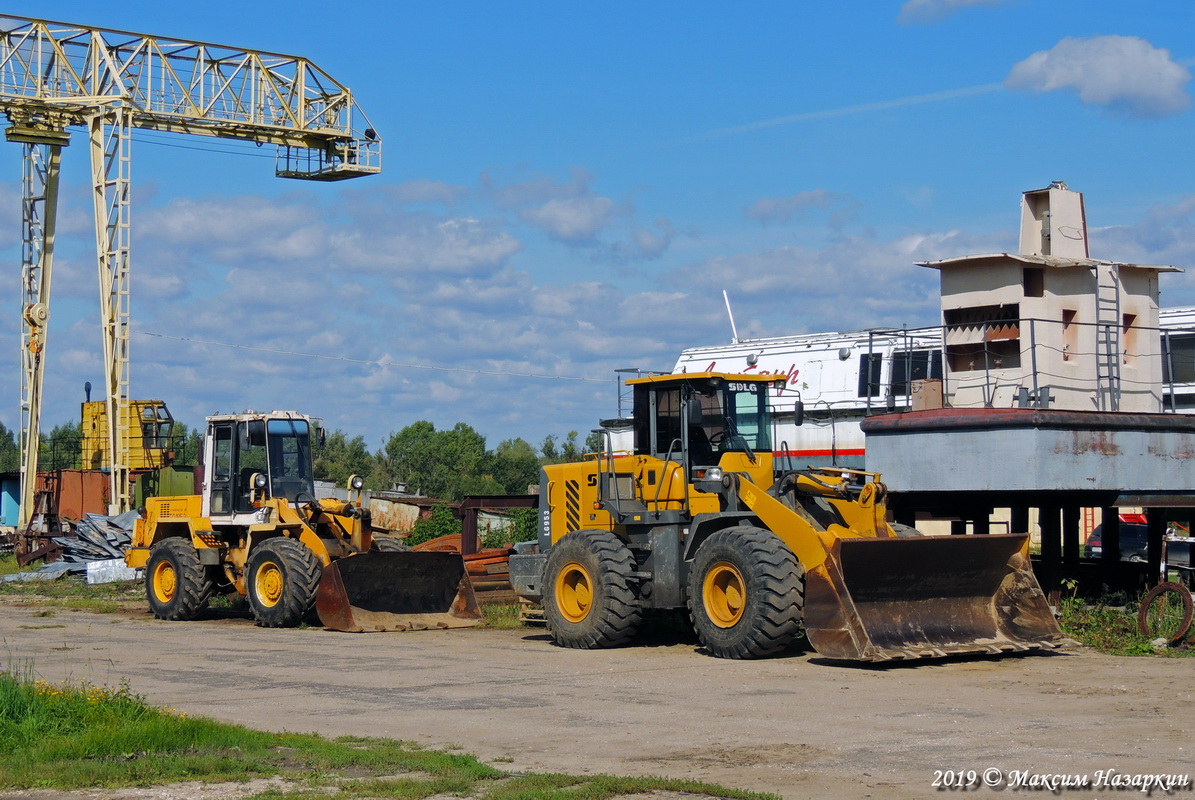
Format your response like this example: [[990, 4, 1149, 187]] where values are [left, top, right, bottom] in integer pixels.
[[509, 373, 1064, 661], [82, 399, 175, 471], [125, 410, 481, 631]]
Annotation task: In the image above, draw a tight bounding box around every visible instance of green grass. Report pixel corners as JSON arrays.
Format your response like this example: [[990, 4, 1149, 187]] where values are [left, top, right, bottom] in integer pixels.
[[1057, 591, 1195, 656], [0, 664, 775, 799], [0, 554, 21, 578], [480, 603, 525, 630], [0, 563, 144, 613]]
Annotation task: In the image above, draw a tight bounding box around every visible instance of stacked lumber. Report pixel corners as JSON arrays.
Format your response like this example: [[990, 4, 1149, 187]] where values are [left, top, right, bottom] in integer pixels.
[[465, 548, 517, 604], [411, 534, 517, 604]]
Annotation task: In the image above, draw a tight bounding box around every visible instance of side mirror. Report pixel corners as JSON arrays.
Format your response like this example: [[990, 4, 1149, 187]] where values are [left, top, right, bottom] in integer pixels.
[[246, 419, 266, 447], [794, 400, 804, 427]]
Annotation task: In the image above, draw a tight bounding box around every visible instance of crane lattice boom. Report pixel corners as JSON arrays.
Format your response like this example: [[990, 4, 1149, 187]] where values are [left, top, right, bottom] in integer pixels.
[[0, 15, 380, 178], [0, 15, 381, 528]]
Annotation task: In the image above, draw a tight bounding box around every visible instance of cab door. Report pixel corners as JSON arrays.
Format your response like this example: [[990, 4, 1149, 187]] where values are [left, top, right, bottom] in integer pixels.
[[206, 421, 235, 516]]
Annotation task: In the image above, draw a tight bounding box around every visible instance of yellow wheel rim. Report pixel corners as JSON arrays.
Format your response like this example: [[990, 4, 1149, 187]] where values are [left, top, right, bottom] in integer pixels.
[[255, 561, 284, 608], [704, 561, 746, 628], [152, 560, 177, 603], [555, 561, 594, 623]]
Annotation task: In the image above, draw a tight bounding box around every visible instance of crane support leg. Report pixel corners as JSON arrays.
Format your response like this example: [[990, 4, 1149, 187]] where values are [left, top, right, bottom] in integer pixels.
[[18, 143, 62, 531], [90, 109, 132, 515]]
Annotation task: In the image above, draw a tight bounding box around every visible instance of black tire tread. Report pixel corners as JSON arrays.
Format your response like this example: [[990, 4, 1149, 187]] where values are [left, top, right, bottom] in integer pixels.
[[145, 537, 214, 621], [544, 529, 642, 649], [247, 537, 322, 628], [687, 526, 804, 659], [371, 534, 409, 552]]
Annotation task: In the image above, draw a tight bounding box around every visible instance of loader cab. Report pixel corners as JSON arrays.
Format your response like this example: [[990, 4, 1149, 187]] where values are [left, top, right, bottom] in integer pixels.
[[629, 373, 782, 478], [204, 412, 316, 519]]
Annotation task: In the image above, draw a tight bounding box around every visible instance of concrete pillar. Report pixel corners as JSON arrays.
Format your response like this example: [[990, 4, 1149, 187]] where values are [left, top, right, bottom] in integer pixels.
[[1062, 505, 1080, 567], [1101, 507, 1120, 590], [1038, 505, 1061, 598]]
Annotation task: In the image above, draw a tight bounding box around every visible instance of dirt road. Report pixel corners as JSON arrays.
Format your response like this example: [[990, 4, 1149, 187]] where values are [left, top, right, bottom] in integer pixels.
[[2, 605, 1193, 800]]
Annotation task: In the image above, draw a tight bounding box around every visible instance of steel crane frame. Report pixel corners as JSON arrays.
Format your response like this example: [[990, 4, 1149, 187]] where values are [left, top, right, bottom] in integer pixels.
[[0, 15, 381, 527]]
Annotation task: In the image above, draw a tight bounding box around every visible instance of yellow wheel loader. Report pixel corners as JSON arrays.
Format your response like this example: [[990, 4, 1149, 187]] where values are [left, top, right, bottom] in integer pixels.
[[124, 411, 482, 632], [509, 373, 1065, 661]]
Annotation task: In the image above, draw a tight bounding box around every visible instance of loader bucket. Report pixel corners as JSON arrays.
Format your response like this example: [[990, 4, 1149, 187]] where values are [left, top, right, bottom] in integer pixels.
[[802, 534, 1065, 662], [316, 551, 484, 632]]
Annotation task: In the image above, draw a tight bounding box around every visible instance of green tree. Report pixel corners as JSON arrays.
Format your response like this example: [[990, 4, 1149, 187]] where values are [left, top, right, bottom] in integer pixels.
[[379, 421, 494, 502], [378, 420, 437, 494], [406, 503, 461, 547], [539, 433, 559, 462], [0, 421, 18, 472], [314, 430, 374, 487], [42, 421, 82, 470], [490, 438, 540, 494], [539, 430, 592, 465], [165, 422, 204, 467], [584, 430, 604, 454]]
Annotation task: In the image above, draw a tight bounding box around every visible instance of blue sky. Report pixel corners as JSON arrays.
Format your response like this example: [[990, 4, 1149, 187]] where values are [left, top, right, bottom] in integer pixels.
[[2, 0, 1194, 452]]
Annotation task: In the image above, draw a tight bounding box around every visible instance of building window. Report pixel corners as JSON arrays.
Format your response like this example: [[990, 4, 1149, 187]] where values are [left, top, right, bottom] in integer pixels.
[[857, 353, 882, 398], [1023, 267, 1044, 298], [1122, 313, 1137, 366], [890, 350, 943, 396], [944, 304, 1022, 372], [1062, 309, 1077, 362], [1163, 333, 1195, 384]]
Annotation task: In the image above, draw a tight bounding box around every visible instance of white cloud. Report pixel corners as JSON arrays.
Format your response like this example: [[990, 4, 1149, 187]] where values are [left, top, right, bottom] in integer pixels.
[[0, 174, 1068, 451], [745, 189, 850, 225], [1005, 35, 1191, 118], [384, 180, 469, 206], [898, 0, 1008, 24], [481, 167, 667, 256], [483, 168, 594, 210], [664, 225, 1017, 338], [520, 195, 617, 244]]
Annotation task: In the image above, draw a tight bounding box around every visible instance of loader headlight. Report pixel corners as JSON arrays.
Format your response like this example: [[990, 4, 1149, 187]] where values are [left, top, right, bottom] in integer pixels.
[[348, 474, 364, 491], [252, 472, 268, 490], [694, 467, 723, 481]]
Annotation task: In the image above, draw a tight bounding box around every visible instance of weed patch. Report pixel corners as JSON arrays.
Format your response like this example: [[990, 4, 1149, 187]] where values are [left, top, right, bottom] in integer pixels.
[[481, 603, 524, 630], [1058, 592, 1195, 656]]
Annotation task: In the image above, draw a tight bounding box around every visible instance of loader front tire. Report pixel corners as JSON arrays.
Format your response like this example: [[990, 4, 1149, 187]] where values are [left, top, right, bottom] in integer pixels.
[[247, 537, 322, 628], [146, 538, 214, 621], [371, 534, 409, 552], [688, 526, 804, 659], [543, 530, 641, 649]]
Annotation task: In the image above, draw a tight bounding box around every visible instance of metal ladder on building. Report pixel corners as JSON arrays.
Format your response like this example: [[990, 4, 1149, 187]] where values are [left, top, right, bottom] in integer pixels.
[[1094, 263, 1122, 411]]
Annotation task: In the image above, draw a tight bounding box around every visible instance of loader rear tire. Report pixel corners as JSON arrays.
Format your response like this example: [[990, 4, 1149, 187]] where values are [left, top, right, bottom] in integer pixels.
[[146, 538, 214, 621], [688, 526, 804, 659], [543, 530, 642, 649], [247, 537, 322, 628]]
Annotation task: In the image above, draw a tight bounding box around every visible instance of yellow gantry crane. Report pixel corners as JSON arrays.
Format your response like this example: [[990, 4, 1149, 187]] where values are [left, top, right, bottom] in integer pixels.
[[0, 15, 381, 528]]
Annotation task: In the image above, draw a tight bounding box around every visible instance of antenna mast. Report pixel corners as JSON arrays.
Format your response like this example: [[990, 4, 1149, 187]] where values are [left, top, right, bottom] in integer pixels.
[[723, 290, 740, 344]]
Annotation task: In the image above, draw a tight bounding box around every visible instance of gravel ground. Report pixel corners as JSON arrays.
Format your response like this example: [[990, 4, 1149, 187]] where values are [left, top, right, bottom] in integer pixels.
[[2, 603, 1193, 800]]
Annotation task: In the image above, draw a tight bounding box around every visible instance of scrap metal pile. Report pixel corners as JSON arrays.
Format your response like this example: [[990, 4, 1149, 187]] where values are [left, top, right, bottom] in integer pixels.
[[3, 511, 138, 582]]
